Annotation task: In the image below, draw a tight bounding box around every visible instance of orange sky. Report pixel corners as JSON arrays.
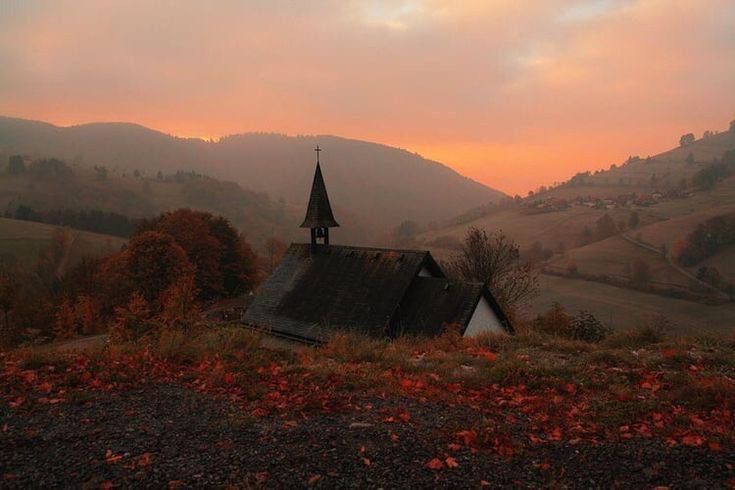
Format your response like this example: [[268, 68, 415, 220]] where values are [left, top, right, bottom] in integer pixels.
[[2, 0, 734, 194]]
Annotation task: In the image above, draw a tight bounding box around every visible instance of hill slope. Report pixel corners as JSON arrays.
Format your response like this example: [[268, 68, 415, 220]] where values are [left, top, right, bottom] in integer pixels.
[[0, 217, 126, 271], [0, 162, 295, 249], [419, 125, 735, 332], [0, 117, 506, 242]]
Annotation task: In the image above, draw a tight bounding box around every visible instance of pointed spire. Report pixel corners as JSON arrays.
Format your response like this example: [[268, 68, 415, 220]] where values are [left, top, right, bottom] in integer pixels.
[[300, 147, 339, 229]]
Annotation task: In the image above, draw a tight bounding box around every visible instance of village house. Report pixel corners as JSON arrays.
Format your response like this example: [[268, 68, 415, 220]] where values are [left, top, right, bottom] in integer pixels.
[[243, 148, 512, 343]]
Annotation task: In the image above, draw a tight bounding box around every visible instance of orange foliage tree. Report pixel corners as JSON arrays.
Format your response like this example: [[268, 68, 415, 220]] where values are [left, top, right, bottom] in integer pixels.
[[137, 209, 258, 299], [98, 231, 195, 314]]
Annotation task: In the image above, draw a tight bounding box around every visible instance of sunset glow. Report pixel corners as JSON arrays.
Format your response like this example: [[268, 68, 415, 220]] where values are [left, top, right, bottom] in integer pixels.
[[2, 0, 734, 194]]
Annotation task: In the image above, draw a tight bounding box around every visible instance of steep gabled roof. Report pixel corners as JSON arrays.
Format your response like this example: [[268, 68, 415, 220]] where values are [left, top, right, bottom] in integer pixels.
[[243, 244, 443, 343], [300, 163, 339, 228], [391, 277, 485, 337]]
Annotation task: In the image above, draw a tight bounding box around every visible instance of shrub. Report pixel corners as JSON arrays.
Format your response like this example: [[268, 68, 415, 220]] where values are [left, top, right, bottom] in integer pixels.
[[569, 311, 608, 342], [532, 302, 572, 337], [109, 293, 156, 343]]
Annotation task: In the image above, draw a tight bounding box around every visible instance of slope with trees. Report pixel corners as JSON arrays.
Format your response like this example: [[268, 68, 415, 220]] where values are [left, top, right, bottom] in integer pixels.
[[0, 116, 506, 244]]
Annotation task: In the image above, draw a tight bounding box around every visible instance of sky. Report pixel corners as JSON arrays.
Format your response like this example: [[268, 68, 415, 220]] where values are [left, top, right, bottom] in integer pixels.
[[1, 0, 734, 195]]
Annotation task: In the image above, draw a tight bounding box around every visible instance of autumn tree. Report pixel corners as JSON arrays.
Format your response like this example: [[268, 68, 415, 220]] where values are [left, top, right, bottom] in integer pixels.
[[109, 293, 153, 343], [137, 209, 257, 299], [100, 231, 194, 310], [54, 300, 77, 339], [158, 275, 201, 329], [74, 295, 98, 335], [447, 227, 538, 314]]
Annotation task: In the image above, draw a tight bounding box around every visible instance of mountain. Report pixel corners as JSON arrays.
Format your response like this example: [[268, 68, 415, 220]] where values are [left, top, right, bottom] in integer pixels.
[[0, 117, 506, 244]]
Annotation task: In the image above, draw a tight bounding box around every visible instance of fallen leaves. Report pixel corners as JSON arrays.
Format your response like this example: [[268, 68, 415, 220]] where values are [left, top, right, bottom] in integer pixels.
[[105, 449, 123, 464], [426, 458, 444, 470]]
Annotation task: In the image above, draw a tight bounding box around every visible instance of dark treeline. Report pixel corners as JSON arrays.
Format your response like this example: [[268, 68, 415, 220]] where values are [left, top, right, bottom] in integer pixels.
[[674, 212, 735, 266], [692, 150, 735, 190], [4, 205, 136, 237]]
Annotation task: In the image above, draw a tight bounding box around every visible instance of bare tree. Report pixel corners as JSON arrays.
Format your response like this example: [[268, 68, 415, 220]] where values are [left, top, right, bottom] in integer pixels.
[[447, 227, 538, 314]]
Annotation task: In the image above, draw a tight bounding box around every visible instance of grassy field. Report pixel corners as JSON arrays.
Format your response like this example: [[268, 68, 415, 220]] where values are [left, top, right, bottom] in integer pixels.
[[417, 206, 634, 259], [547, 235, 691, 288], [534, 274, 735, 333], [0, 217, 126, 269]]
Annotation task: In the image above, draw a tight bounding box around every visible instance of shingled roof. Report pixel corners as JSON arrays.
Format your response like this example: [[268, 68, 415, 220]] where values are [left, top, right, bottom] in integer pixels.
[[243, 243, 510, 343], [300, 163, 339, 228]]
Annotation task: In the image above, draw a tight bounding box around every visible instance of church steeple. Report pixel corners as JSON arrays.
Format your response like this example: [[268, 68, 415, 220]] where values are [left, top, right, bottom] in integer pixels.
[[300, 146, 339, 247]]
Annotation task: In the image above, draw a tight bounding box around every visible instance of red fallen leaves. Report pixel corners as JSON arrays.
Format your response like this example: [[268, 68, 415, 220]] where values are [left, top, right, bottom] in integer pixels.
[[384, 411, 411, 423], [455, 429, 478, 447], [548, 427, 563, 441], [105, 449, 123, 464], [1, 344, 733, 460], [466, 347, 498, 363], [681, 434, 706, 447], [445, 456, 459, 468], [427, 456, 459, 470]]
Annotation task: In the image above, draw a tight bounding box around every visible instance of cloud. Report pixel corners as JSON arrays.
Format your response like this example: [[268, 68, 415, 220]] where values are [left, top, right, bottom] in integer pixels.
[[1, 0, 733, 193]]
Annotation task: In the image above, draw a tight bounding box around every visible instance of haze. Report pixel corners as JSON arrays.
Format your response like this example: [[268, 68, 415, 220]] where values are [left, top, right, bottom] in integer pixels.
[[2, 0, 734, 194]]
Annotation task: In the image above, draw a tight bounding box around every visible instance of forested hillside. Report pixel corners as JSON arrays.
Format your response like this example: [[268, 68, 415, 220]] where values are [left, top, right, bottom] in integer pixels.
[[0, 117, 506, 244]]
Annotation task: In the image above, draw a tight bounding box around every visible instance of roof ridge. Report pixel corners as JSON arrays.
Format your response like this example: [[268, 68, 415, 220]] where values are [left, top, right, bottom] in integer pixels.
[[289, 242, 432, 255]]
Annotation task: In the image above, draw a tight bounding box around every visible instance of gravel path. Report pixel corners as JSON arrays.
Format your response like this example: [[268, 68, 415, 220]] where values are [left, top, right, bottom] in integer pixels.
[[1, 384, 733, 488]]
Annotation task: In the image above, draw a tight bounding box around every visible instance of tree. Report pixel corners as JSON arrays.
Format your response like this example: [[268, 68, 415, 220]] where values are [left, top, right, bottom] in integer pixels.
[[103, 231, 195, 306], [447, 227, 538, 314], [264, 237, 288, 273], [730, 120, 735, 132], [7, 155, 25, 175], [74, 295, 98, 335], [93, 165, 108, 180], [686, 152, 695, 165], [679, 133, 695, 147], [137, 209, 258, 299], [0, 273, 18, 338], [392, 220, 422, 246], [595, 213, 617, 240], [630, 259, 652, 286], [158, 275, 201, 329], [628, 211, 640, 229], [54, 300, 77, 340]]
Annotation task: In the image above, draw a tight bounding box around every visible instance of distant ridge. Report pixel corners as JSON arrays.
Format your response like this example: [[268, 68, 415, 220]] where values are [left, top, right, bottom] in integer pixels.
[[0, 116, 506, 244]]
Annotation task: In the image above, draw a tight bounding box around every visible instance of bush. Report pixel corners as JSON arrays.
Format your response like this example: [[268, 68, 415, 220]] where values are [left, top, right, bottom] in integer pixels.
[[569, 311, 608, 343], [532, 302, 572, 338]]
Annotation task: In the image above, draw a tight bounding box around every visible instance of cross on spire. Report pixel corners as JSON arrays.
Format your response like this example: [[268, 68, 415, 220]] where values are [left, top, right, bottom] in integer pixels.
[[314, 145, 321, 164]]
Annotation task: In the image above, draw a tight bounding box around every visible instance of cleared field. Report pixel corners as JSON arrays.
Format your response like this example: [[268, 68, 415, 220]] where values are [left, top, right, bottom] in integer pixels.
[[534, 274, 735, 334], [635, 203, 735, 251], [0, 217, 126, 269], [547, 235, 692, 288], [418, 206, 634, 260]]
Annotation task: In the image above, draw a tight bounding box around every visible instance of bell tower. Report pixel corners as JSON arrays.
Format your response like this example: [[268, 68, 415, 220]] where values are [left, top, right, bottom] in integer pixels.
[[300, 145, 339, 249]]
